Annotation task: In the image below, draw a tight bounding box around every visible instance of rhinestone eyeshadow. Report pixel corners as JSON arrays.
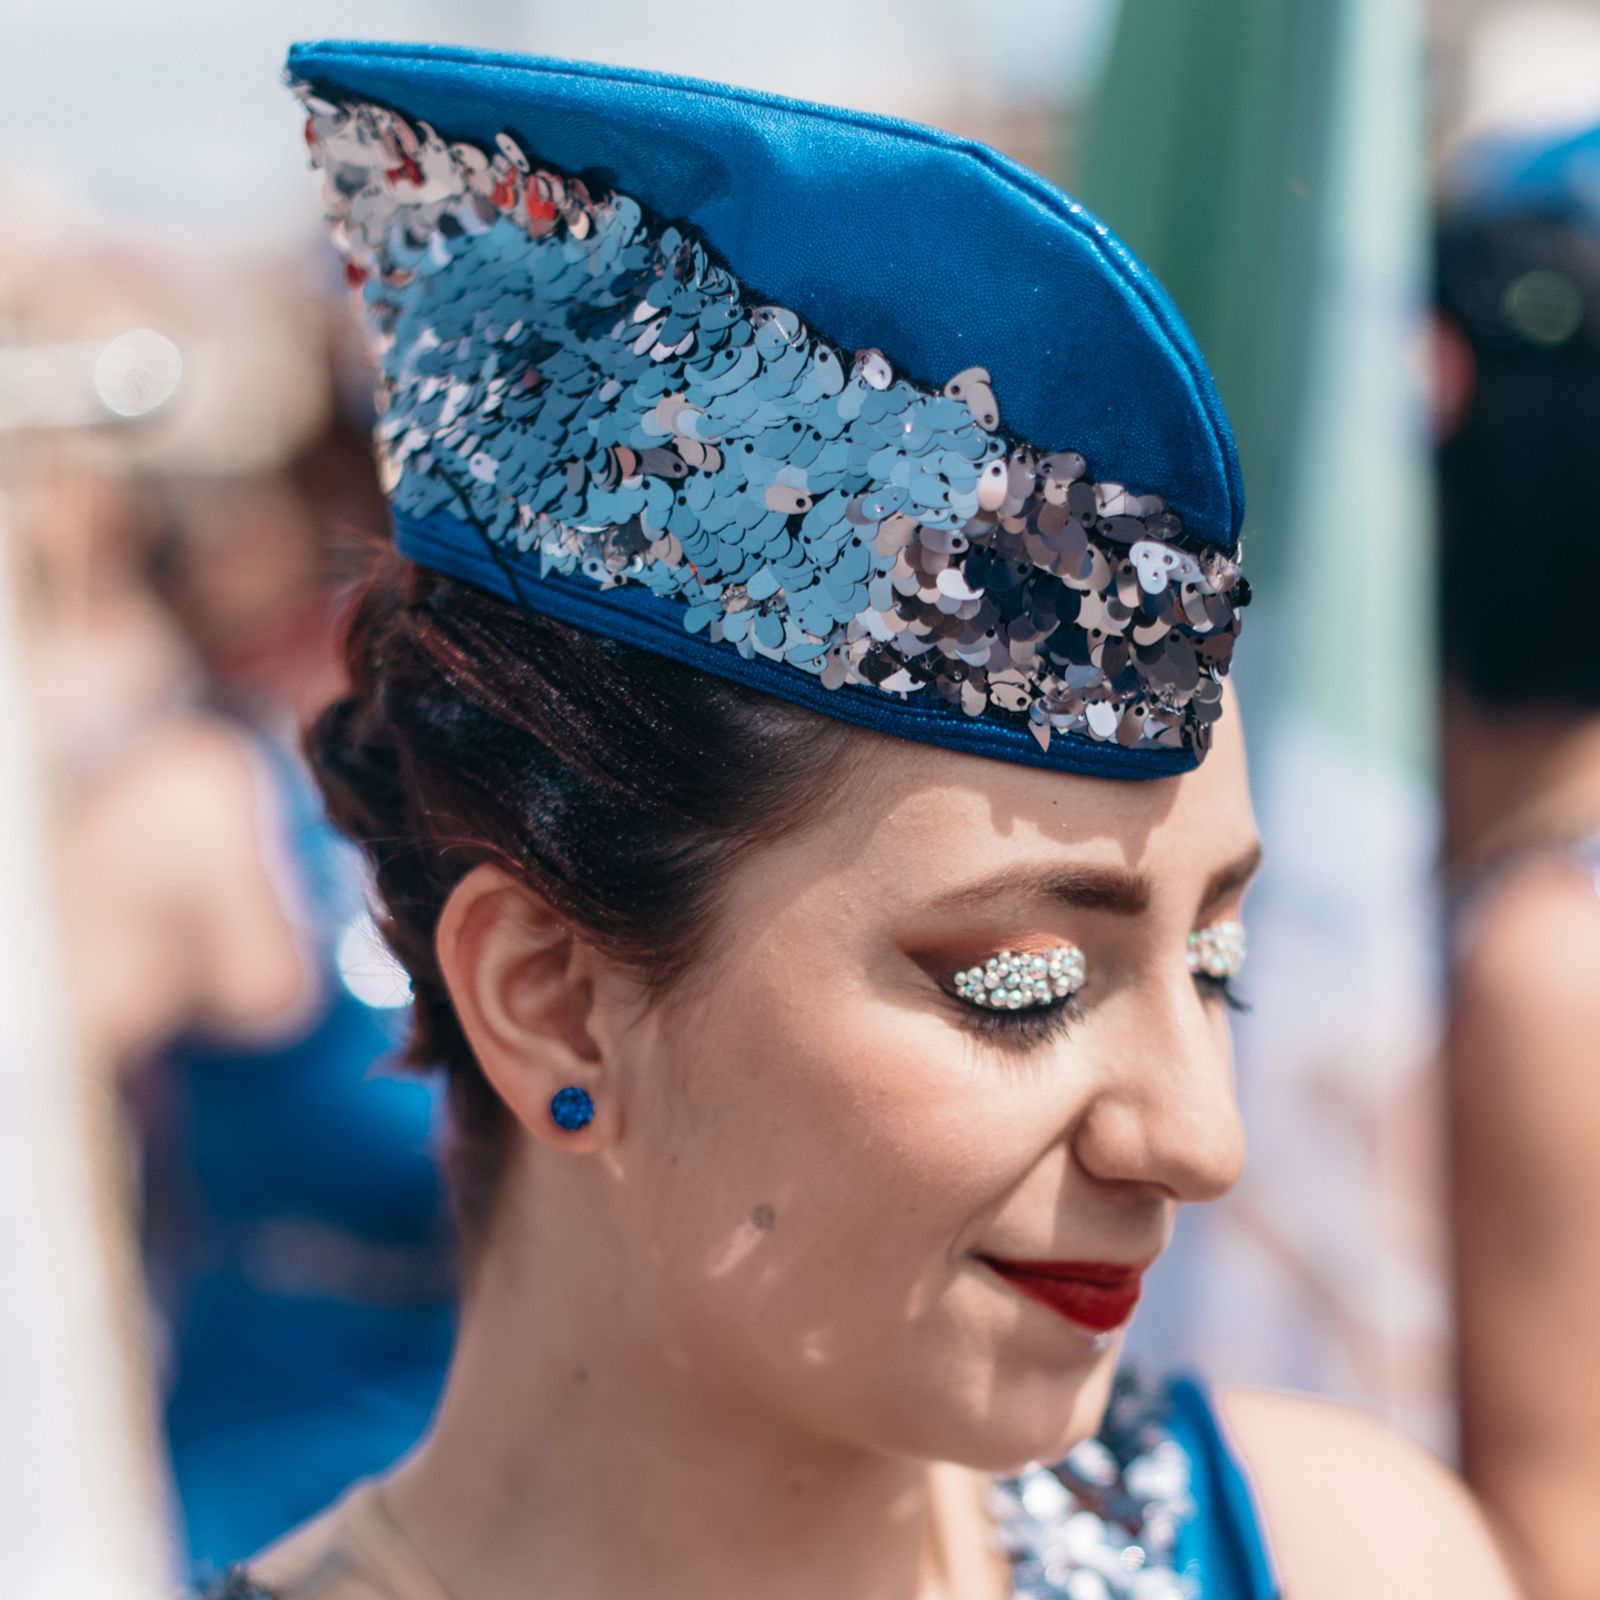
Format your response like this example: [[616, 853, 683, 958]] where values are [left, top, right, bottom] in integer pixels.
[[954, 945, 1087, 1009], [292, 85, 1246, 761], [1186, 919, 1246, 980]]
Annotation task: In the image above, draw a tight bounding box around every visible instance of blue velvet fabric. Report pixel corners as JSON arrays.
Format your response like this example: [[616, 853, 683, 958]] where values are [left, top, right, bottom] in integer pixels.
[[286, 39, 1243, 546]]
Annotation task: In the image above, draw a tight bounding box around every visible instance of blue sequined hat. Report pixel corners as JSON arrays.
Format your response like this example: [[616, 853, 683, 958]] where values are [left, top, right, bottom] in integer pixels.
[[287, 39, 1248, 779]]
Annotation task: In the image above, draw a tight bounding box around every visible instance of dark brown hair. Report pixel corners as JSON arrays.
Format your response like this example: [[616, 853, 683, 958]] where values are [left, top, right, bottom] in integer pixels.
[[304, 540, 857, 1249], [1436, 210, 1600, 710]]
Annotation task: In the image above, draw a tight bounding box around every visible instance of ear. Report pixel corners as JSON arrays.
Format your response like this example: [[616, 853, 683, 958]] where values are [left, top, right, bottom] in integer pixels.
[[434, 862, 618, 1153]]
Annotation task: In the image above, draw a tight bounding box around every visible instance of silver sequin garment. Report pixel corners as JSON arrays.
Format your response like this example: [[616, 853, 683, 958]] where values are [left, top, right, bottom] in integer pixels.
[[294, 85, 1245, 759], [988, 1370, 1199, 1600]]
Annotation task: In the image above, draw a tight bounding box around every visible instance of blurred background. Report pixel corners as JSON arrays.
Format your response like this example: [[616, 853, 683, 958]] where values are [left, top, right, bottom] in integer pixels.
[[5, 1, 1600, 1596]]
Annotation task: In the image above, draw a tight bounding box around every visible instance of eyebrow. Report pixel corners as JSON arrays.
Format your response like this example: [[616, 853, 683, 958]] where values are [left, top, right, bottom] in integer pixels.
[[1198, 840, 1264, 917], [924, 840, 1264, 921]]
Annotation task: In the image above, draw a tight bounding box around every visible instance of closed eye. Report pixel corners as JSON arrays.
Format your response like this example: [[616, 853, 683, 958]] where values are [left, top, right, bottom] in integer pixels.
[[944, 986, 1084, 1051], [1194, 971, 1250, 1013]]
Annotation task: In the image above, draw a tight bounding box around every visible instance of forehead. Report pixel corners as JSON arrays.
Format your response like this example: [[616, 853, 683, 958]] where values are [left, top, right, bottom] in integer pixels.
[[770, 694, 1255, 917]]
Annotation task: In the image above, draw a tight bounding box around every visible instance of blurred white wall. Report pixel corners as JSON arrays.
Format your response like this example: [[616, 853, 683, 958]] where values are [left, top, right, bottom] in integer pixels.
[[2, 0, 1116, 243], [1433, 0, 1600, 155]]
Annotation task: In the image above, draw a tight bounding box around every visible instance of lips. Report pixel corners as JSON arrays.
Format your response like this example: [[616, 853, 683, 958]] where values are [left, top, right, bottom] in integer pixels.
[[979, 1255, 1150, 1334]]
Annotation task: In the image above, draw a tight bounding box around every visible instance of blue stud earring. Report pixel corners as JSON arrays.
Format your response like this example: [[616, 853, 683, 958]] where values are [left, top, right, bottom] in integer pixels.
[[549, 1084, 595, 1131]]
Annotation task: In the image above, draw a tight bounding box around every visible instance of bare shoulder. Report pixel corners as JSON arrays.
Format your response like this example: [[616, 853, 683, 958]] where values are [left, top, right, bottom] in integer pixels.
[[89, 712, 260, 800], [1216, 1387, 1520, 1600], [1451, 852, 1600, 1168], [1458, 853, 1600, 1015], [70, 714, 271, 877]]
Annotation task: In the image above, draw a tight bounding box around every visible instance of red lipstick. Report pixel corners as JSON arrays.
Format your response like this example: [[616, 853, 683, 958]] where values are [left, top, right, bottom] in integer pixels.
[[979, 1256, 1149, 1334]]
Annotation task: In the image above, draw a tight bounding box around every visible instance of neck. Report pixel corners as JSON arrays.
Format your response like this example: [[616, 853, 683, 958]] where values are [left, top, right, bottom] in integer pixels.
[[1443, 688, 1600, 870], [381, 1172, 1000, 1600]]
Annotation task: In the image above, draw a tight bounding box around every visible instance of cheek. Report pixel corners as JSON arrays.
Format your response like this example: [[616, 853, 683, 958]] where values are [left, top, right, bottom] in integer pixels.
[[625, 970, 1114, 1466], [634, 960, 1028, 1332]]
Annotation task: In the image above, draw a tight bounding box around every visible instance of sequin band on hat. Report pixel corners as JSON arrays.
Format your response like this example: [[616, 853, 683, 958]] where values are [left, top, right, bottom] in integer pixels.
[[293, 84, 1247, 767]]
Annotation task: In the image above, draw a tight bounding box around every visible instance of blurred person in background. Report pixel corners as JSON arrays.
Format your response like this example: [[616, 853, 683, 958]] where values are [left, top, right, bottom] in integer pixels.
[[2, 224, 205, 784], [50, 276, 456, 1579], [1435, 130, 1600, 1600], [9, 452, 198, 783]]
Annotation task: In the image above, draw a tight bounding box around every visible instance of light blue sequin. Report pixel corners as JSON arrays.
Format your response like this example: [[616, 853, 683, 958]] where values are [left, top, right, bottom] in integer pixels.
[[297, 87, 1247, 758]]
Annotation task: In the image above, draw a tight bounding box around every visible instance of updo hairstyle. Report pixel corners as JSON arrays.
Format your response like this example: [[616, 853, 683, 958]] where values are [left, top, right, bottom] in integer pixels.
[[304, 538, 858, 1248]]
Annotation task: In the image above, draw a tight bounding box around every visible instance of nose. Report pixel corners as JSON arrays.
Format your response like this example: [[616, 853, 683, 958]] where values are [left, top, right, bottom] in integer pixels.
[[1070, 978, 1246, 1204]]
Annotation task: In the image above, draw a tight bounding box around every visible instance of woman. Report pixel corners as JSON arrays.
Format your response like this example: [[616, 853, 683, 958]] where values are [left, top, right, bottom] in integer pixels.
[[212, 40, 1517, 1597], [1435, 154, 1600, 1600]]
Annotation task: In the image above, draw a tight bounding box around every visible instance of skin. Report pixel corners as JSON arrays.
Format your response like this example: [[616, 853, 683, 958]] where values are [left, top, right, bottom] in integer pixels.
[[1443, 689, 1600, 1600], [59, 580, 350, 1072], [257, 693, 1520, 1600], [62, 718, 322, 1069]]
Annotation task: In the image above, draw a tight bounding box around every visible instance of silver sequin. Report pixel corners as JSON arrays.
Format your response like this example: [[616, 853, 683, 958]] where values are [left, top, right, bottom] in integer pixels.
[[294, 85, 1245, 759], [988, 1370, 1200, 1600]]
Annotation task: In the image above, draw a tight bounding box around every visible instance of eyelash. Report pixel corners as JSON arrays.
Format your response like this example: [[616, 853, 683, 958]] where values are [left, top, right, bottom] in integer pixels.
[[1195, 971, 1251, 1014], [947, 964, 1250, 1050], [953, 992, 1084, 1051]]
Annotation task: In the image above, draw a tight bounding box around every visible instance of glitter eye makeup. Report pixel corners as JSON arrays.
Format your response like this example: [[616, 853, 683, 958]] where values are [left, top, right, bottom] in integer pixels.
[[947, 922, 1249, 1046], [1186, 919, 1246, 981], [952, 946, 1088, 1011], [945, 946, 1088, 1050], [1187, 918, 1249, 1013]]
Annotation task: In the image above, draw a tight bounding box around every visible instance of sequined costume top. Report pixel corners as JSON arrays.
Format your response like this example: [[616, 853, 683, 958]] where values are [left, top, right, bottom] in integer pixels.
[[195, 1368, 1279, 1600], [138, 715, 456, 1576]]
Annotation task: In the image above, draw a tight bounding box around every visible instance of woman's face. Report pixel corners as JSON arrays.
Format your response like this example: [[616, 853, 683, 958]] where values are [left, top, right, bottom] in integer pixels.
[[591, 701, 1260, 1473]]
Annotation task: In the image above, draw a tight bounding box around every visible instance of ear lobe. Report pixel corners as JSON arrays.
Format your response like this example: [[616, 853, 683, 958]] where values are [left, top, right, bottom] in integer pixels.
[[434, 862, 616, 1151]]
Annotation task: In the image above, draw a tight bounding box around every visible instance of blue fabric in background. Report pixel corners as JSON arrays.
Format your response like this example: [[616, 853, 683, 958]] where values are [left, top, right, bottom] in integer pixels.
[[286, 39, 1244, 546], [1444, 119, 1600, 225], [145, 721, 454, 1580]]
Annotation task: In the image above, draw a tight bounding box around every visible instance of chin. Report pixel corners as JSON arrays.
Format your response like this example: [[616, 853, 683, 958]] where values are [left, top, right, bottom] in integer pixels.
[[931, 1346, 1123, 1476]]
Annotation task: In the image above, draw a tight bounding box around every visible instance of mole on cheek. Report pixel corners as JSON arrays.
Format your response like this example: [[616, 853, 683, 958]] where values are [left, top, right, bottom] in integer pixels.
[[751, 1202, 778, 1232]]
